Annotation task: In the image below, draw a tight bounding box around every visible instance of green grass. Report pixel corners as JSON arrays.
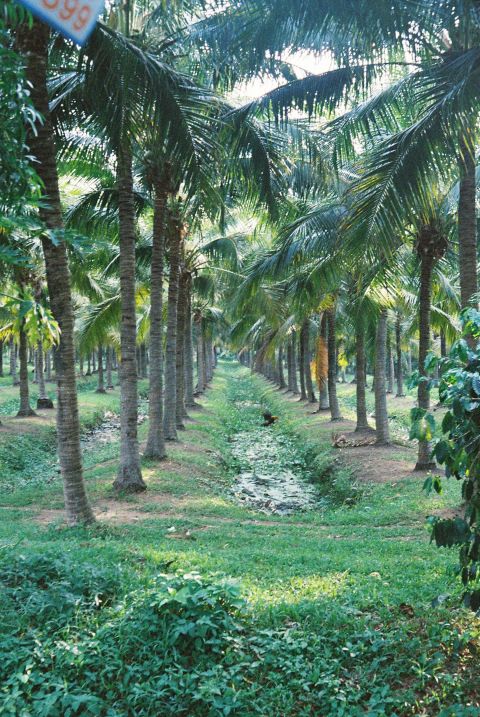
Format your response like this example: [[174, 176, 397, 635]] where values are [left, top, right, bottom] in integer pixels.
[[0, 363, 479, 716]]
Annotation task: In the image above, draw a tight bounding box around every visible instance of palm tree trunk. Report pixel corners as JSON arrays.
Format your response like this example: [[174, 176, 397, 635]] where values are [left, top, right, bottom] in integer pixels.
[[113, 145, 145, 492], [286, 340, 293, 391], [16, 20, 94, 523], [290, 331, 299, 393], [440, 330, 447, 358], [395, 314, 405, 397], [106, 347, 114, 389], [96, 344, 106, 393], [303, 323, 316, 403], [195, 315, 206, 394], [176, 269, 187, 428], [145, 175, 168, 459], [386, 333, 394, 393], [163, 212, 182, 441], [318, 315, 329, 410], [9, 338, 17, 384], [355, 315, 370, 431], [278, 345, 286, 389], [17, 324, 36, 417], [415, 253, 436, 470], [205, 337, 214, 382], [46, 350, 52, 381], [184, 276, 196, 409], [458, 140, 478, 310], [33, 350, 38, 384], [36, 343, 53, 408], [374, 309, 390, 445], [298, 322, 307, 400], [326, 307, 342, 421]]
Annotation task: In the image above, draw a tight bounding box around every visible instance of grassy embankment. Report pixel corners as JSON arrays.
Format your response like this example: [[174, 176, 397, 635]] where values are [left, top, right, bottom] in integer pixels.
[[0, 363, 478, 716]]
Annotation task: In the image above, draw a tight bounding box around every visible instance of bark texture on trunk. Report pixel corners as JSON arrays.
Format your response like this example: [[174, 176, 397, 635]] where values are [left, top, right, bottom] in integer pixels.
[[298, 323, 307, 400], [184, 276, 196, 408], [415, 252, 436, 470], [386, 334, 394, 393], [195, 315, 206, 393], [17, 325, 36, 417], [278, 345, 286, 389], [303, 322, 316, 403], [113, 146, 145, 492], [374, 309, 390, 445], [16, 21, 94, 523], [458, 140, 478, 309], [176, 269, 187, 428], [163, 212, 182, 440], [96, 344, 106, 393], [355, 316, 370, 431], [318, 314, 329, 410], [145, 173, 168, 459], [290, 331, 299, 394], [395, 314, 405, 397], [106, 347, 114, 389], [10, 337, 18, 385], [36, 343, 54, 408], [326, 308, 342, 420]]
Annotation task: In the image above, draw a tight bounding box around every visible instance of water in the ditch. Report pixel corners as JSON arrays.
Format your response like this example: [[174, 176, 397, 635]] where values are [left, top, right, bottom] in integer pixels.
[[229, 398, 322, 514]]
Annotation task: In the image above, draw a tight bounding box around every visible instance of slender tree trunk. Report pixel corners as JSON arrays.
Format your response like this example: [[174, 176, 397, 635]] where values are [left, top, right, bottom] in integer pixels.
[[290, 331, 299, 394], [46, 349, 52, 381], [205, 337, 214, 383], [374, 309, 390, 445], [145, 174, 168, 459], [176, 270, 187, 428], [318, 314, 329, 410], [195, 316, 206, 394], [386, 333, 394, 393], [33, 349, 38, 384], [106, 347, 114, 389], [355, 315, 370, 431], [298, 322, 307, 400], [286, 340, 294, 391], [0, 340, 3, 377], [86, 354, 92, 376], [440, 330, 447, 358], [79, 353, 84, 378], [17, 325, 35, 417], [278, 345, 286, 389], [163, 212, 182, 441], [113, 145, 145, 492], [16, 21, 94, 523], [96, 344, 106, 393], [303, 322, 316, 402], [326, 307, 342, 420], [395, 314, 405, 397], [415, 253, 436, 470], [36, 343, 54, 408], [407, 349, 412, 376], [10, 337, 18, 385], [458, 140, 478, 310], [184, 276, 196, 408]]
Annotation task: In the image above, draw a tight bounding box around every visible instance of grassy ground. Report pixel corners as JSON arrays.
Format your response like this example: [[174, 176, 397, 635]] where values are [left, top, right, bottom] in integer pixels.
[[0, 363, 479, 716]]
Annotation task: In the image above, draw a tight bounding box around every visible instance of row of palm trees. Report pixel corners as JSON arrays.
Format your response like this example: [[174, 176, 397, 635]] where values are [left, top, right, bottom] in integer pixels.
[[3, 0, 480, 521]]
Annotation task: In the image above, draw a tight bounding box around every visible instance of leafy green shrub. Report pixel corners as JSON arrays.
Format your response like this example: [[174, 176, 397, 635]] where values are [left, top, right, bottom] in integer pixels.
[[0, 552, 125, 629], [0, 432, 58, 491], [411, 309, 480, 611], [0, 555, 478, 716]]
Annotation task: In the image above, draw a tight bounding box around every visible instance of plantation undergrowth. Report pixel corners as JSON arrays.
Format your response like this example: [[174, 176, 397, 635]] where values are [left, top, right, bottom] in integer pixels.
[[1, 363, 480, 716]]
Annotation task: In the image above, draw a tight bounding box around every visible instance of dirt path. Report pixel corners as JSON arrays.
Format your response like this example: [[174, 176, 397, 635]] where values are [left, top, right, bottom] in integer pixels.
[[3, 369, 434, 528]]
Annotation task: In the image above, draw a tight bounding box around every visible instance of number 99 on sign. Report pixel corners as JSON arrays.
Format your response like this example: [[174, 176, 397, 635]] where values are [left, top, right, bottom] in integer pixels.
[[42, 0, 92, 31]]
